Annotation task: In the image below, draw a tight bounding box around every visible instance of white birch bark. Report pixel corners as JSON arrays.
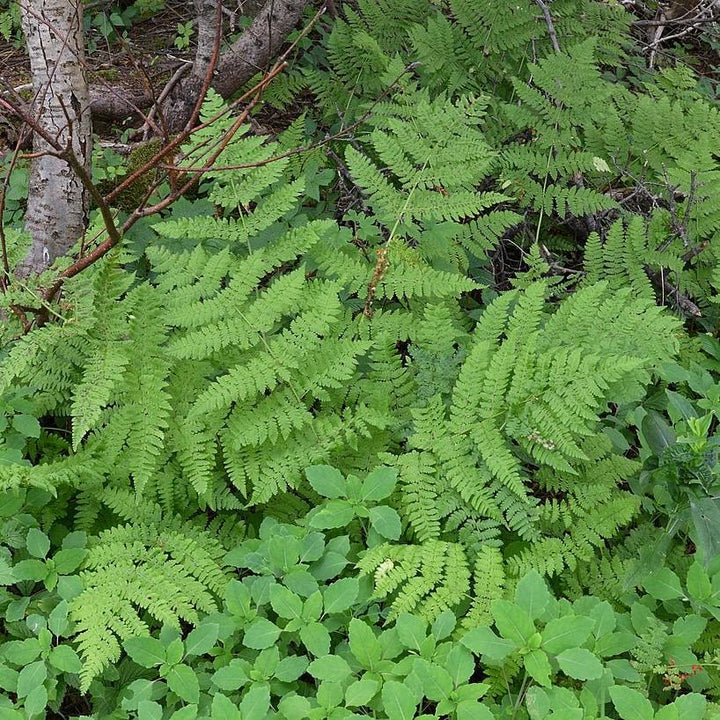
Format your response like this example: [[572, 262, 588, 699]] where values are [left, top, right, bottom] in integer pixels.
[[18, 0, 91, 276]]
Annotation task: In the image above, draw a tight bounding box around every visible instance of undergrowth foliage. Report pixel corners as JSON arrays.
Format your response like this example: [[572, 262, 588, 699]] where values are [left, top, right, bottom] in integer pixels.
[[3, 0, 720, 717]]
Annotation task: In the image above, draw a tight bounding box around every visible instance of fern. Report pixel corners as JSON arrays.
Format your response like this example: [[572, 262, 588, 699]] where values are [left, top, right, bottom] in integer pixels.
[[71, 500, 228, 690], [358, 539, 471, 621]]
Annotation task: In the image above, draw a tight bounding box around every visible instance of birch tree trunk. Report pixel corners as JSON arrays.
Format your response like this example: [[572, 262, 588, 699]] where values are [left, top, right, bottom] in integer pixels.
[[18, 0, 91, 276]]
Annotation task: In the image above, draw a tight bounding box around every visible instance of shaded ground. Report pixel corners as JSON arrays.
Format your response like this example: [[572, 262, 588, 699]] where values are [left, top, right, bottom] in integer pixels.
[[0, 0, 195, 138]]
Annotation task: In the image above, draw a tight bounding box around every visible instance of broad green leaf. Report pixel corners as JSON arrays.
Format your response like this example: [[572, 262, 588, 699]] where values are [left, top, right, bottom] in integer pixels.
[[594, 631, 636, 657], [369, 505, 401, 540], [13, 558, 47, 581], [686, 563, 711, 601], [446, 644, 475, 686], [307, 655, 352, 682], [166, 664, 199, 704], [239, 685, 270, 719], [346, 676, 379, 706], [169, 707, 198, 720], [641, 410, 675, 455], [16, 661, 46, 698], [184, 623, 219, 656], [0, 557, 13, 586], [306, 465, 346, 499], [457, 702, 495, 720], [556, 648, 603, 680], [644, 567, 684, 601], [323, 577, 359, 613], [515, 570, 552, 620], [137, 700, 162, 720], [212, 692, 241, 720], [48, 645, 82, 673], [672, 615, 706, 645], [524, 649, 552, 687], [243, 618, 281, 649], [225, 579, 251, 616], [166, 638, 184, 666], [674, 693, 706, 720], [541, 616, 594, 654], [349, 618, 382, 668], [396, 613, 427, 651], [278, 694, 312, 720], [656, 705, 678, 720], [300, 621, 331, 657], [309, 499, 356, 529], [690, 497, 720, 566], [12, 414, 40, 438], [492, 600, 535, 646], [3, 638, 41, 665], [0, 709, 23, 720], [610, 686, 654, 720], [275, 655, 309, 683], [212, 660, 249, 691], [432, 610, 456, 640], [412, 658, 453, 701], [25, 528, 50, 559], [361, 467, 397, 502], [270, 584, 303, 620], [666, 389, 697, 422], [268, 535, 300, 571], [24, 685, 48, 717], [53, 548, 87, 574], [124, 637, 166, 668], [461, 626, 517, 661], [382, 680, 417, 720], [48, 600, 69, 636]]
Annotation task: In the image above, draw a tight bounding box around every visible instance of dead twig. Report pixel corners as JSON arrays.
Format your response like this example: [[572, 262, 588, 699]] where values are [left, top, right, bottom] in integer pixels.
[[534, 0, 561, 53]]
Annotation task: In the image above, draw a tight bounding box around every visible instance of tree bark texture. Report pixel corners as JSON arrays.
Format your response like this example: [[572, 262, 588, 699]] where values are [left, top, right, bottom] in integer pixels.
[[164, 0, 311, 131], [18, 0, 91, 276]]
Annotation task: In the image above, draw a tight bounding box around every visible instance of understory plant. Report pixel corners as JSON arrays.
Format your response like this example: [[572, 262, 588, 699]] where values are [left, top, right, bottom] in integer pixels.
[[3, 0, 720, 717]]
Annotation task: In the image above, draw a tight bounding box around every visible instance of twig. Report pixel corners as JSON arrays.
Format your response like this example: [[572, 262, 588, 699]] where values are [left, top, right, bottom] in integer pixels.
[[646, 267, 702, 317], [182, 1, 225, 135], [41, 61, 287, 304], [535, 0, 561, 53]]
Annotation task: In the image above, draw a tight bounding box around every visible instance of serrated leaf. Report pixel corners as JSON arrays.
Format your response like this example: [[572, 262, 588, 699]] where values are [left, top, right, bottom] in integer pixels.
[[524, 649, 552, 687], [397, 613, 427, 651], [644, 567, 683, 601], [323, 577, 358, 613], [361, 467, 397, 501], [382, 680, 417, 720], [492, 600, 535, 646], [166, 664, 199, 704], [49, 645, 82, 673], [26, 528, 50, 559], [300, 621, 331, 657], [270, 584, 303, 620], [610, 686, 654, 720], [240, 685, 270, 719], [369, 505, 401, 539], [184, 623, 219, 656], [124, 637, 166, 668], [243, 618, 281, 649], [346, 676, 379, 706], [515, 570, 552, 620], [556, 648, 603, 680], [541, 615, 594, 654], [16, 661, 46, 698], [12, 414, 40, 438], [306, 465, 346, 498], [307, 654, 352, 682], [461, 626, 517, 661]]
